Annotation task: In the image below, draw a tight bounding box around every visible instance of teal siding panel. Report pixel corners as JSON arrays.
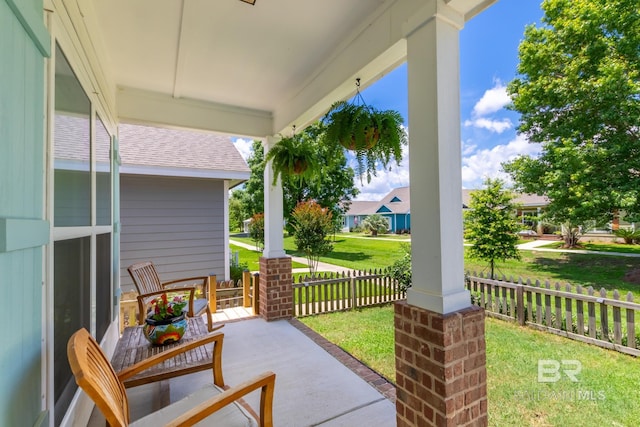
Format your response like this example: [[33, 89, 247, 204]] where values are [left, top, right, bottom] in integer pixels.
[[0, 1, 47, 426], [0, 248, 43, 427], [0, 218, 49, 252], [4, 0, 51, 56]]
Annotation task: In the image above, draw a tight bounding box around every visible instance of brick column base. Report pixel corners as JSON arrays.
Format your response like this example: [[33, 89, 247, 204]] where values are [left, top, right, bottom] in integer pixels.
[[394, 301, 487, 427], [259, 257, 293, 321]]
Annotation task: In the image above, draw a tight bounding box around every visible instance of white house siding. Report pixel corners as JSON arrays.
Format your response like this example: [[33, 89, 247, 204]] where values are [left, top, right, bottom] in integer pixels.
[[120, 175, 225, 292]]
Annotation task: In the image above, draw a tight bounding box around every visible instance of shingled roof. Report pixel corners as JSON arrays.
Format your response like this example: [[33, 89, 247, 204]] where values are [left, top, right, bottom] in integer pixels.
[[119, 122, 250, 187], [345, 187, 411, 216], [347, 186, 549, 216], [461, 189, 548, 208]]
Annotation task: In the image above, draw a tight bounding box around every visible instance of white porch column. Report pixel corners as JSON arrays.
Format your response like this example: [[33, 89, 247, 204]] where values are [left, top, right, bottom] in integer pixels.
[[404, 3, 469, 315], [263, 135, 286, 258]]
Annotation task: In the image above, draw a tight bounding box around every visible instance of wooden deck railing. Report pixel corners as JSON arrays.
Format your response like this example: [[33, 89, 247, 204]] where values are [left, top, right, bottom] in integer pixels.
[[292, 269, 405, 317], [466, 272, 640, 356]]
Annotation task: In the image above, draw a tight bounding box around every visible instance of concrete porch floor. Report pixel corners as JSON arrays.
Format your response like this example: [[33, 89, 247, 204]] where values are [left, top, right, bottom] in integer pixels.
[[89, 312, 396, 426]]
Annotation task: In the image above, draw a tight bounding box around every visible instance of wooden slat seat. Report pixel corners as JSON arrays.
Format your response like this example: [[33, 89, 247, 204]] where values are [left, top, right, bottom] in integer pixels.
[[67, 328, 275, 427]]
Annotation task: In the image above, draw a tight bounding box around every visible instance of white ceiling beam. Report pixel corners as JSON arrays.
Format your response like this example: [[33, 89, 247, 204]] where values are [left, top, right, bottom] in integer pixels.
[[117, 87, 273, 137]]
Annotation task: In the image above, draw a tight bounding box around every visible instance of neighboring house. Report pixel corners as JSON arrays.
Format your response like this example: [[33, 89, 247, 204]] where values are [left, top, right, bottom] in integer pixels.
[[462, 189, 549, 232], [119, 123, 250, 291], [344, 187, 411, 233], [346, 187, 550, 234]]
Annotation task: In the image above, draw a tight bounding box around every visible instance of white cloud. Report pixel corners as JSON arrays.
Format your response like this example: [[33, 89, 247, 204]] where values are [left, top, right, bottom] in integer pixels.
[[353, 145, 410, 201], [464, 118, 512, 133], [232, 137, 254, 161], [472, 81, 510, 117], [461, 134, 540, 188], [461, 140, 477, 156]]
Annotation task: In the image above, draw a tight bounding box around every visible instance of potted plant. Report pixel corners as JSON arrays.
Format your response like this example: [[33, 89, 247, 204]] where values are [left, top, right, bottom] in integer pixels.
[[322, 80, 407, 182], [143, 293, 189, 345], [264, 131, 318, 185]]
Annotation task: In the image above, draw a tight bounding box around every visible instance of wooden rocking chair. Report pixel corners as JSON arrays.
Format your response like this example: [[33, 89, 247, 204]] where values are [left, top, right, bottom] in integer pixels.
[[127, 261, 220, 332], [67, 328, 275, 427]]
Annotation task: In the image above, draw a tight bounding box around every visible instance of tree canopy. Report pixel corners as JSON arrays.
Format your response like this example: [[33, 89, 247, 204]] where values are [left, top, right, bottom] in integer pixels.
[[464, 178, 521, 279], [504, 0, 640, 239]]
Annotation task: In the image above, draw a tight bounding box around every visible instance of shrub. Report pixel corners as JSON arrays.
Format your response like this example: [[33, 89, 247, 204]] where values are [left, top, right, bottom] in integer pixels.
[[248, 213, 265, 251], [613, 228, 640, 244], [361, 214, 389, 236], [386, 243, 412, 292], [230, 261, 249, 282]]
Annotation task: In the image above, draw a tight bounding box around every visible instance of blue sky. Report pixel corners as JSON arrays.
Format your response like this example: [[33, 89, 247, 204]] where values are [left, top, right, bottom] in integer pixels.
[[234, 1, 545, 201]]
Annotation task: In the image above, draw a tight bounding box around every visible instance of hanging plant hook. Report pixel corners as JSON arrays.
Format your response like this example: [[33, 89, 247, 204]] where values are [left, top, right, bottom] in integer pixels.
[[353, 77, 368, 107]]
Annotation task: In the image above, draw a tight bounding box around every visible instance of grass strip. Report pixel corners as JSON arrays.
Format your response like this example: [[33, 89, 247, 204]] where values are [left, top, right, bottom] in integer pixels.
[[300, 305, 640, 426]]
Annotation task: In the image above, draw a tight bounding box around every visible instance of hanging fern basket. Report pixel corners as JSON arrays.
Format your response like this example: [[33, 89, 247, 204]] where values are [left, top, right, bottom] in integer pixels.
[[264, 128, 318, 185], [322, 78, 407, 183]]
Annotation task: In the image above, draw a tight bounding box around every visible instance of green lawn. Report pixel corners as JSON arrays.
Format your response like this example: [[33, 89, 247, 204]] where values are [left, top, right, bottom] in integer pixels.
[[230, 244, 307, 271], [232, 235, 408, 271], [233, 234, 640, 299], [300, 305, 640, 427], [465, 249, 640, 301]]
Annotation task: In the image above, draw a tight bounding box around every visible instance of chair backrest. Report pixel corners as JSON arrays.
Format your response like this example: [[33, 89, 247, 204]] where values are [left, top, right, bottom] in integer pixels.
[[128, 261, 163, 295], [67, 328, 130, 427]]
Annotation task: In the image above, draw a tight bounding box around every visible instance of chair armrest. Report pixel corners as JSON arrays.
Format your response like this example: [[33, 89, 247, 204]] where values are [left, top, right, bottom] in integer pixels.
[[162, 276, 208, 288], [117, 332, 225, 387], [166, 371, 276, 427], [162, 280, 206, 317]]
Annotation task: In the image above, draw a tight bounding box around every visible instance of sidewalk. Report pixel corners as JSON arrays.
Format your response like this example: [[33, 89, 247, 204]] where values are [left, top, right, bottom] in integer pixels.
[[516, 239, 640, 257], [229, 239, 351, 273]]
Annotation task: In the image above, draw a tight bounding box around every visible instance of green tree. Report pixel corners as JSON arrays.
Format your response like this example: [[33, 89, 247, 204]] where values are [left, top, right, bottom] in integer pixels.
[[361, 214, 389, 236], [291, 201, 334, 275], [228, 192, 245, 231], [504, 0, 640, 246], [247, 213, 265, 251], [464, 179, 521, 279], [242, 140, 266, 217]]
